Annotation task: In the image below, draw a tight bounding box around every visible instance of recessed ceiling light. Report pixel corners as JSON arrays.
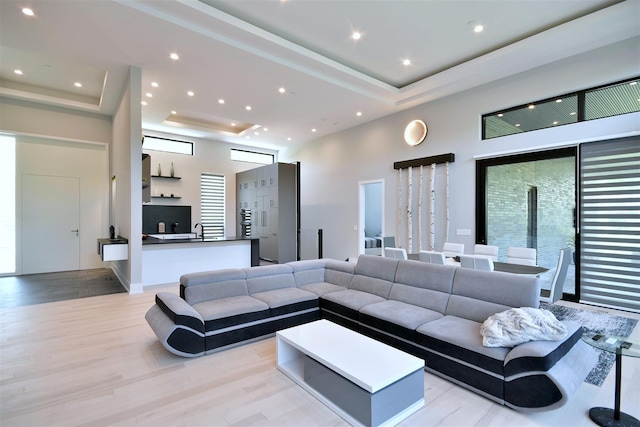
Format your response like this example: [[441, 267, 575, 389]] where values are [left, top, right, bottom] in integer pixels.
[[171, 110, 177, 115], [351, 32, 362, 40], [254, 132, 259, 136], [145, 92, 152, 98], [570, 112, 577, 115], [497, 113, 503, 117], [312, 128, 317, 132], [287, 137, 292, 141], [556, 99, 563, 103], [246, 106, 252, 111], [187, 91, 194, 96], [218, 99, 225, 104], [141, 101, 147, 106], [356, 111, 362, 116], [474, 24, 484, 33], [528, 105, 535, 110], [22, 7, 34, 16], [151, 82, 159, 88], [279, 87, 286, 94], [553, 121, 559, 125], [74, 82, 82, 88], [170, 53, 179, 60], [231, 123, 236, 126], [14, 69, 23, 75], [515, 123, 521, 127], [403, 59, 411, 66], [263, 128, 268, 132]]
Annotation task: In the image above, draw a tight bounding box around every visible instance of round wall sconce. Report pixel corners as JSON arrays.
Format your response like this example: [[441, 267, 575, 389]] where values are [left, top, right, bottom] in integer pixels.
[[404, 120, 428, 146]]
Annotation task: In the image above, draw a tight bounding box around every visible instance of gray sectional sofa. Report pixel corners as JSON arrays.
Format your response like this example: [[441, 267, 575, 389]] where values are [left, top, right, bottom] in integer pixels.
[[145, 254, 596, 412]]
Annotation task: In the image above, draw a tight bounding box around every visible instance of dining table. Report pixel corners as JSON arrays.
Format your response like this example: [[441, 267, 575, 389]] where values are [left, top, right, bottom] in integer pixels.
[[406, 254, 549, 276]]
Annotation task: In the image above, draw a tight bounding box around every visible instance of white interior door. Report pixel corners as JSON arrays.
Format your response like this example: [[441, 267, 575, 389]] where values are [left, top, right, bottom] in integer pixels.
[[22, 174, 80, 274]]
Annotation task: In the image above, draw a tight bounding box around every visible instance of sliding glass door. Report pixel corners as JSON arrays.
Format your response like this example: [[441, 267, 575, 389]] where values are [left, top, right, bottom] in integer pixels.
[[477, 148, 577, 300]]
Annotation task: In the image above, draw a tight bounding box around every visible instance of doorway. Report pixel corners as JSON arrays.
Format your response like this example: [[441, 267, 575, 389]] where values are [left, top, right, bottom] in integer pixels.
[[22, 174, 80, 274], [358, 180, 384, 256]]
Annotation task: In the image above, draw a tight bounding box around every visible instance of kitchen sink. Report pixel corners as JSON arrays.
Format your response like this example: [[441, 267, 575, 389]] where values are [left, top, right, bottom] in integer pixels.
[[148, 233, 197, 240]]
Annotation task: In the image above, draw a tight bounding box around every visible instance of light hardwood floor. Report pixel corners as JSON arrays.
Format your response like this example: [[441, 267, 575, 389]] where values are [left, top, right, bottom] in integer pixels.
[[1, 285, 638, 427]]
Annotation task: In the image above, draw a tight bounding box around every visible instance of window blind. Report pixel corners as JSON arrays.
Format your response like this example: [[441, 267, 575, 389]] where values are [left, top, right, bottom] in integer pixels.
[[201, 173, 225, 239], [579, 137, 640, 312]]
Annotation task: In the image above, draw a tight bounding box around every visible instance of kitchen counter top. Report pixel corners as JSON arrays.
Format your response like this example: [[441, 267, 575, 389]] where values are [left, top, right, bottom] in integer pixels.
[[142, 236, 255, 245], [141, 237, 259, 287]]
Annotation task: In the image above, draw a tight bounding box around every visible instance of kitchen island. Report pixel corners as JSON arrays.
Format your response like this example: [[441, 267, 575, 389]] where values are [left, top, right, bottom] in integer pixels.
[[142, 236, 259, 287]]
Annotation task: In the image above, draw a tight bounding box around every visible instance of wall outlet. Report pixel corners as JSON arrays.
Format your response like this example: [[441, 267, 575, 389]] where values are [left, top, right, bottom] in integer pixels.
[[353, 225, 358, 231], [456, 229, 472, 236]]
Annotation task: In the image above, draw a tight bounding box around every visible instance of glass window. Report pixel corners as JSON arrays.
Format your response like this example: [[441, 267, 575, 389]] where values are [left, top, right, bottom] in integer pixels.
[[143, 135, 193, 155], [483, 77, 640, 139], [585, 80, 640, 120], [579, 137, 640, 312], [484, 95, 578, 139], [0, 135, 16, 274], [230, 148, 274, 164], [200, 173, 225, 239]]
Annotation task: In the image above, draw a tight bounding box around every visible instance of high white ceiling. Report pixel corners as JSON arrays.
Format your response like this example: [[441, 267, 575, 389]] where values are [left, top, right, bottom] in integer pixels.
[[1, 0, 638, 151]]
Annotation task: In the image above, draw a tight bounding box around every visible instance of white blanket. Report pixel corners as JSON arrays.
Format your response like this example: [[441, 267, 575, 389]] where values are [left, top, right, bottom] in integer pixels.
[[480, 307, 568, 348]]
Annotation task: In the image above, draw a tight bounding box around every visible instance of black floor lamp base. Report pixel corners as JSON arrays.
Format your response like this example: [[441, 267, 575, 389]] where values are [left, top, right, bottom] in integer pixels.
[[589, 407, 640, 427]]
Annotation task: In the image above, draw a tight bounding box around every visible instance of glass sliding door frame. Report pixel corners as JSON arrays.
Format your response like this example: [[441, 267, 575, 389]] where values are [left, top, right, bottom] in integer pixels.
[[476, 146, 578, 302]]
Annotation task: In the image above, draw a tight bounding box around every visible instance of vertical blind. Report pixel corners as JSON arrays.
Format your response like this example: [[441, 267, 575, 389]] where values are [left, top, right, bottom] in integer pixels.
[[579, 137, 640, 312], [201, 173, 225, 239]]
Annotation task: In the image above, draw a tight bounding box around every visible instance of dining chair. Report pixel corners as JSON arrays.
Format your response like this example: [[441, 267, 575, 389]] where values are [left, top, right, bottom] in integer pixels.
[[382, 236, 396, 249], [506, 247, 537, 266], [384, 247, 407, 259], [540, 247, 571, 303], [418, 250, 446, 265], [473, 244, 499, 261], [442, 242, 465, 258], [460, 254, 494, 271]]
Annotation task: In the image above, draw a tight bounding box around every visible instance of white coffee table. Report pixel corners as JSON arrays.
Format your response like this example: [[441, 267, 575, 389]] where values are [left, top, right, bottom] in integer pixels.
[[276, 319, 425, 427]]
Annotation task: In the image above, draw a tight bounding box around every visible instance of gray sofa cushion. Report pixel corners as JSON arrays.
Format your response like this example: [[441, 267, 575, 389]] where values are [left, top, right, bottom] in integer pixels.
[[299, 282, 347, 297], [251, 287, 317, 309], [322, 289, 386, 312], [360, 300, 443, 330], [355, 254, 399, 282], [289, 259, 327, 286], [350, 275, 393, 299], [245, 264, 296, 294], [325, 259, 355, 287], [180, 269, 248, 305], [193, 296, 269, 332], [446, 268, 540, 323]]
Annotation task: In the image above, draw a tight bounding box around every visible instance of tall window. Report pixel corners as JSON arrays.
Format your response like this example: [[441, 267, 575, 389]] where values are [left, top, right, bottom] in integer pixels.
[[579, 136, 640, 312], [0, 135, 16, 274], [200, 173, 225, 239]]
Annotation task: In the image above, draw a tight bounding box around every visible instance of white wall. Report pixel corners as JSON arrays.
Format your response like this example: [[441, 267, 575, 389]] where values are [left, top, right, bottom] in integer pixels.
[[16, 137, 108, 272], [143, 132, 277, 237], [111, 66, 143, 293], [282, 38, 640, 261], [0, 98, 112, 274]]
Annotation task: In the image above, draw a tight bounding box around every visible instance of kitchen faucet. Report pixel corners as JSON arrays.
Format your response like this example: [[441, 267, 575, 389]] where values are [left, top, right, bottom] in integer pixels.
[[195, 223, 204, 241], [172, 222, 179, 233]]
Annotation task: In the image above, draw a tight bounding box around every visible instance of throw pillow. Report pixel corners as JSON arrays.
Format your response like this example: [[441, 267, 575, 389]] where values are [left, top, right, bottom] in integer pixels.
[[480, 307, 568, 348]]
